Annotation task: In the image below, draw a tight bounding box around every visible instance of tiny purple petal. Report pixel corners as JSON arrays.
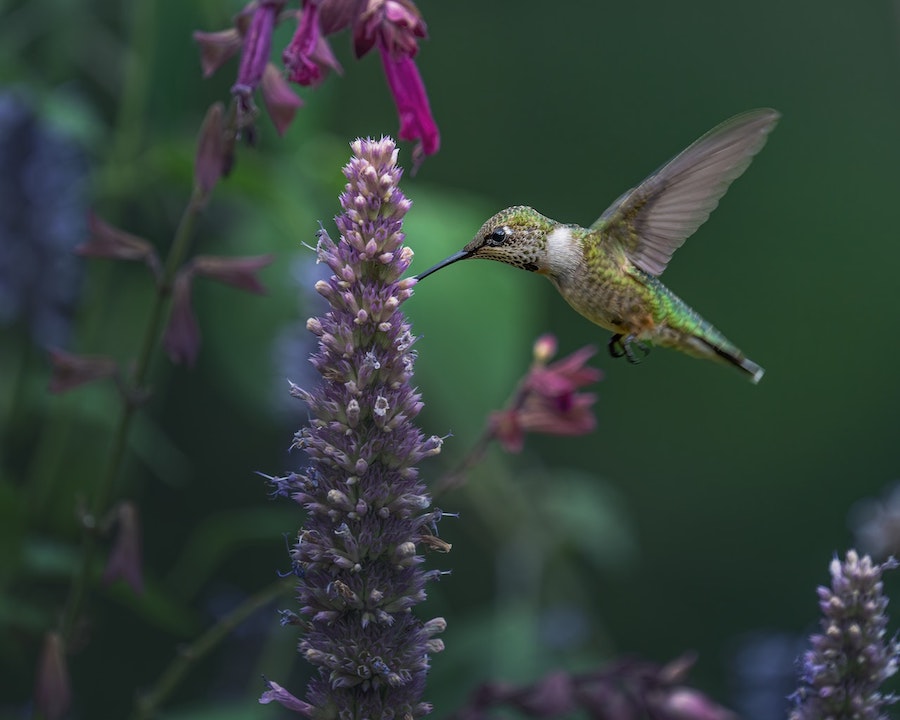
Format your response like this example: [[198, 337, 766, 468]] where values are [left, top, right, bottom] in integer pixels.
[[261, 63, 303, 136], [102, 501, 144, 594], [80, 213, 161, 278], [259, 677, 313, 714], [193, 28, 243, 78], [163, 269, 201, 367], [34, 633, 71, 720], [194, 102, 226, 201], [192, 254, 274, 294]]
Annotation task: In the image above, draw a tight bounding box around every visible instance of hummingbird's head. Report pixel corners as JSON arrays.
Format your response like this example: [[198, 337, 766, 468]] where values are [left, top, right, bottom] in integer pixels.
[[414, 206, 556, 281]]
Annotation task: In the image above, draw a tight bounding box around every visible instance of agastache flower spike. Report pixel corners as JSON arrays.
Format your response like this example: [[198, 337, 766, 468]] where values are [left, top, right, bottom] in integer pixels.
[[262, 137, 444, 717], [790, 550, 900, 720]]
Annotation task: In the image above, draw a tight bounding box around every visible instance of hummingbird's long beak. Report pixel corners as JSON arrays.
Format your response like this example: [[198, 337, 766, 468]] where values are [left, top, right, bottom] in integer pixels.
[[413, 250, 472, 281]]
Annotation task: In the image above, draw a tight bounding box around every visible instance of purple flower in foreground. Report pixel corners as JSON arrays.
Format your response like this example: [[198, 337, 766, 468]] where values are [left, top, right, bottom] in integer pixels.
[[262, 137, 445, 717], [790, 550, 900, 720]]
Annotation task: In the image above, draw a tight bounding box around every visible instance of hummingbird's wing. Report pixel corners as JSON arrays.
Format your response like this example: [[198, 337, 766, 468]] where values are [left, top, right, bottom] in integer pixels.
[[592, 109, 779, 277]]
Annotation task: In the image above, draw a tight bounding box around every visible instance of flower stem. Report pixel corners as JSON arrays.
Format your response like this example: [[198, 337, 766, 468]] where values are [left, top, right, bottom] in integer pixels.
[[130, 578, 293, 720], [59, 187, 206, 645]]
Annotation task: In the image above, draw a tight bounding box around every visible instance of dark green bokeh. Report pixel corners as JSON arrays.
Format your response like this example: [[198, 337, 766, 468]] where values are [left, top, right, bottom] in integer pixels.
[[1, 0, 899, 717]]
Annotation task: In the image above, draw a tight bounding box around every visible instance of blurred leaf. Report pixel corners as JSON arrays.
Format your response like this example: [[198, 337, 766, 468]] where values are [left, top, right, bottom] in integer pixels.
[[0, 479, 25, 580], [165, 699, 274, 720], [165, 506, 301, 603], [533, 468, 638, 573]]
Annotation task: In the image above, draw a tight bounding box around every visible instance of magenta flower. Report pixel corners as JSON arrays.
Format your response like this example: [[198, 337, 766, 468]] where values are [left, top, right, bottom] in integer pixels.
[[490, 336, 601, 453], [379, 49, 439, 168], [282, 1, 343, 87], [196, 0, 439, 165], [231, 0, 284, 98]]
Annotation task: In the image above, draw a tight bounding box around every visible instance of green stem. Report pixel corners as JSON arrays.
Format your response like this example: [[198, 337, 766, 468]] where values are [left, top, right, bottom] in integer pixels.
[[130, 579, 293, 720], [60, 190, 205, 643]]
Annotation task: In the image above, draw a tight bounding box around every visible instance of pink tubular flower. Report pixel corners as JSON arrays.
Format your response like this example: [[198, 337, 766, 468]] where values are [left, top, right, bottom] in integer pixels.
[[232, 1, 281, 95], [379, 48, 439, 167], [283, 0, 343, 87], [490, 335, 601, 453]]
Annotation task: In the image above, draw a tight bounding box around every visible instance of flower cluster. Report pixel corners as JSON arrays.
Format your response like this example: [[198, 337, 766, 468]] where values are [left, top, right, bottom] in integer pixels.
[[490, 334, 601, 453], [195, 0, 439, 166], [790, 550, 900, 720], [262, 137, 445, 717]]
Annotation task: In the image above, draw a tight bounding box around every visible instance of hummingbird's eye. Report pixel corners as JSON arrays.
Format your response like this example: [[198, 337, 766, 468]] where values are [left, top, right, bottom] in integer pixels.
[[485, 227, 508, 246]]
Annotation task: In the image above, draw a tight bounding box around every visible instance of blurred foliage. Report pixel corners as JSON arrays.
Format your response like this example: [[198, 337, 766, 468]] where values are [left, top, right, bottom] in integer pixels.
[[1, 0, 900, 718]]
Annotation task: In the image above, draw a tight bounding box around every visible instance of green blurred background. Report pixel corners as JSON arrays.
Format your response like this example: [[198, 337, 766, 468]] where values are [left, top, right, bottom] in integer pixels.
[[2, 0, 899, 717]]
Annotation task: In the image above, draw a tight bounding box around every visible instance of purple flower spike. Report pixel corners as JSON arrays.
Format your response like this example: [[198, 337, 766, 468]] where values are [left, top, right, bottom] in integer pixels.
[[790, 550, 900, 720], [266, 137, 445, 717]]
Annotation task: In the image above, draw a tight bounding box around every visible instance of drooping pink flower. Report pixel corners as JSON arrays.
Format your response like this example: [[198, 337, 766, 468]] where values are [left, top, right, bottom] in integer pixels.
[[231, 0, 284, 96], [379, 47, 440, 168], [282, 1, 343, 87]]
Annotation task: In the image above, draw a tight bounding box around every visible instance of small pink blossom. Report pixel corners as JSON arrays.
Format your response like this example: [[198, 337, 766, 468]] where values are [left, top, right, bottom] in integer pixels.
[[490, 336, 601, 453], [192, 254, 274, 294]]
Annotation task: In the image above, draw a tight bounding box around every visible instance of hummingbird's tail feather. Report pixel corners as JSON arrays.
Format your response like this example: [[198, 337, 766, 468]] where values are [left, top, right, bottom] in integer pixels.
[[707, 342, 765, 384], [685, 335, 765, 384]]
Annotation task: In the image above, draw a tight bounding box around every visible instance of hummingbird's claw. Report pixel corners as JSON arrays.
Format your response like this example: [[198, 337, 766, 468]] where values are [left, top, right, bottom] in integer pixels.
[[608, 334, 626, 359], [609, 333, 650, 364]]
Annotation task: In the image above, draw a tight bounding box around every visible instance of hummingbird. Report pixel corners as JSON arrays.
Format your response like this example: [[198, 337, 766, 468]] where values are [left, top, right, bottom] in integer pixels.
[[414, 108, 779, 383]]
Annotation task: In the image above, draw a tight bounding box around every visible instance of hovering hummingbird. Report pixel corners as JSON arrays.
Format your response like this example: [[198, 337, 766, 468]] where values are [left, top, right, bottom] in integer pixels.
[[414, 109, 779, 383]]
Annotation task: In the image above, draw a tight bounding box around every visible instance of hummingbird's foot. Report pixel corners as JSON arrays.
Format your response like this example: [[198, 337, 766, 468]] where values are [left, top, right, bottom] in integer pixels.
[[609, 333, 650, 364]]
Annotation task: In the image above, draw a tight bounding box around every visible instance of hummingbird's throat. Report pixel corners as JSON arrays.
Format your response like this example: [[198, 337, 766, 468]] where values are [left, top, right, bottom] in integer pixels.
[[413, 250, 472, 281]]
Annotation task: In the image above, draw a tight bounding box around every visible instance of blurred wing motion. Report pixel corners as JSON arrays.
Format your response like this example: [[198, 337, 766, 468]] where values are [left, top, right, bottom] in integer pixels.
[[593, 108, 780, 277]]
